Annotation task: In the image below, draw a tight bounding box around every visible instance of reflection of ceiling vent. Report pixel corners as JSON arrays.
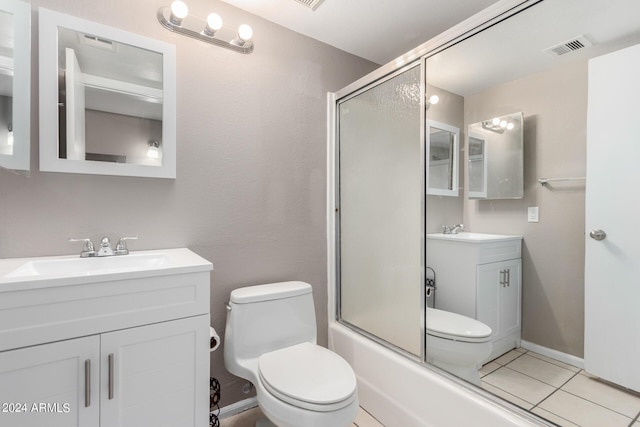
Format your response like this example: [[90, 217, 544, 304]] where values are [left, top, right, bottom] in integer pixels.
[[544, 35, 593, 57], [292, 0, 326, 11]]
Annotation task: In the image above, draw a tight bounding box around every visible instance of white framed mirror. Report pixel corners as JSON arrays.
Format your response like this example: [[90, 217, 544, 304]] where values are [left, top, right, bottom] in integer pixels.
[[426, 120, 459, 197], [39, 8, 177, 178], [467, 112, 524, 199], [0, 0, 30, 173]]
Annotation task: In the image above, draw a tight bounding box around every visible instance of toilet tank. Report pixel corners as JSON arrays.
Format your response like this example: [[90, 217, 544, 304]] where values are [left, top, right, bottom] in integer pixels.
[[224, 282, 317, 367]]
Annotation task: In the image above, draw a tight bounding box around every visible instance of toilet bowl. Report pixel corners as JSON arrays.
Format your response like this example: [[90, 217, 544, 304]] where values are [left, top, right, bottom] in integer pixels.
[[224, 281, 359, 427], [426, 308, 492, 386]]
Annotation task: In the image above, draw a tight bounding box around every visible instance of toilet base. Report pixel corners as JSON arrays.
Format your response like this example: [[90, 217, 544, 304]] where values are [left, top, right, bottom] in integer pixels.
[[255, 417, 276, 427], [430, 359, 482, 386]]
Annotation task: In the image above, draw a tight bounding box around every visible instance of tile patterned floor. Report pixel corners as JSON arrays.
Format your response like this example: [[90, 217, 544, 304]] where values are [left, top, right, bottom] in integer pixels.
[[219, 406, 384, 427], [481, 348, 640, 427], [219, 348, 640, 427]]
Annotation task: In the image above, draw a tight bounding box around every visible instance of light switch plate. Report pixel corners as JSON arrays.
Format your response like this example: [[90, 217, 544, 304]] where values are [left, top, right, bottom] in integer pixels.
[[528, 206, 539, 223]]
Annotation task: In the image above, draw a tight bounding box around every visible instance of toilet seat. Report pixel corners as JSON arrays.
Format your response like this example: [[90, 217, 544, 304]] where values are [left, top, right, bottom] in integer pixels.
[[258, 342, 358, 412], [426, 308, 492, 343]]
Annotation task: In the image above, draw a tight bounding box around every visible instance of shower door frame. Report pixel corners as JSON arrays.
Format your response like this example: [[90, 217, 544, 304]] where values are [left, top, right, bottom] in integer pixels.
[[327, 0, 544, 368], [333, 60, 427, 363]]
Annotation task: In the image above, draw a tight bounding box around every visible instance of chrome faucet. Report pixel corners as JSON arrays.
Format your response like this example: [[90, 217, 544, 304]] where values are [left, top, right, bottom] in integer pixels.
[[442, 224, 464, 234], [451, 224, 464, 234], [69, 236, 138, 257]]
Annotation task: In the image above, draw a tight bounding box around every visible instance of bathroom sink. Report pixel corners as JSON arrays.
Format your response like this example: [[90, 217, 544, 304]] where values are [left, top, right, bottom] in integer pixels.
[[4, 252, 172, 278], [426, 232, 522, 243], [0, 248, 212, 290]]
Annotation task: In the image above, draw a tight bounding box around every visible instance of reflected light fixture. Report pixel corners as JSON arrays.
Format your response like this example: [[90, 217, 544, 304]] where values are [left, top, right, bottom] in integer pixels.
[[426, 94, 439, 110], [482, 116, 516, 134], [147, 140, 160, 159], [158, 1, 254, 54], [7, 123, 13, 147]]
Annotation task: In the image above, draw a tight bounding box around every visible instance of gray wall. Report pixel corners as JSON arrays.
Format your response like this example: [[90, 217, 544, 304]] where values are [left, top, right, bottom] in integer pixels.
[[464, 60, 587, 357], [0, 0, 376, 406]]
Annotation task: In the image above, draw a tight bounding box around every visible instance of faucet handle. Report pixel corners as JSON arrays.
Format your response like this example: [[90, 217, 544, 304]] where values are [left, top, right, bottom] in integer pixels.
[[115, 236, 138, 255], [442, 225, 452, 234], [69, 238, 96, 258]]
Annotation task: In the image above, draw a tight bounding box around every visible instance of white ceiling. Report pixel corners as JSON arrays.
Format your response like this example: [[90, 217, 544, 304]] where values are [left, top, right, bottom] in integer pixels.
[[219, 0, 500, 65]]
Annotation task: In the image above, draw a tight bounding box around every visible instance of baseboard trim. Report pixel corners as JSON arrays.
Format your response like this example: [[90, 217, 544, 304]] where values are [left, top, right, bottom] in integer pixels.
[[520, 340, 584, 369], [216, 397, 258, 419]]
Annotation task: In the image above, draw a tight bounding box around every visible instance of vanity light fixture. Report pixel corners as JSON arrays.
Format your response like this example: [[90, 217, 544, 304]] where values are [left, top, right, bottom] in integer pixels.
[[482, 116, 515, 134], [158, 1, 254, 54], [7, 123, 13, 146], [425, 94, 439, 110], [147, 140, 160, 159]]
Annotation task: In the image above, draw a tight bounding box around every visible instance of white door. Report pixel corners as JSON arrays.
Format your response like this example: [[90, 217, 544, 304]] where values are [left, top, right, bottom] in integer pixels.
[[0, 336, 100, 427], [585, 42, 640, 392], [100, 315, 210, 427]]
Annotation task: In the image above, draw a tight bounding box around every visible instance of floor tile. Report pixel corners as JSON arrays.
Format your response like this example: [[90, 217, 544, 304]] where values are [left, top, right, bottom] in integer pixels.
[[354, 406, 384, 427], [481, 381, 533, 410], [220, 407, 264, 427], [482, 367, 555, 404], [514, 347, 527, 354], [526, 351, 581, 373], [493, 349, 525, 366], [506, 354, 576, 388], [479, 361, 501, 377], [531, 407, 580, 427], [560, 374, 640, 418], [538, 390, 632, 427]]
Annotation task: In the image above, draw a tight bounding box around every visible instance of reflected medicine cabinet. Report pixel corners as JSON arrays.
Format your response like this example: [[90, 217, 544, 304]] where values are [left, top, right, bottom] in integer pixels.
[[426, 120, 459, 197], [0, 0, 30, 173], [38, 8, 177, 178]]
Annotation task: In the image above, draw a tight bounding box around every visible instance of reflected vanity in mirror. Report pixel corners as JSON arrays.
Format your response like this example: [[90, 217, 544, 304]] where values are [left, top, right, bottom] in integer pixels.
[[39, 8, 176, 178], [426, 120, 459, 197], [0, 0, 30, 172], [468, 112, 523, 199]]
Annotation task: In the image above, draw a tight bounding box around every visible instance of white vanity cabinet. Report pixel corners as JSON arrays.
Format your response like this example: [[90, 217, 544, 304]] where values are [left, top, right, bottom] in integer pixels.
[[426, 233, 522, 362], [0, 248, 212, 427]]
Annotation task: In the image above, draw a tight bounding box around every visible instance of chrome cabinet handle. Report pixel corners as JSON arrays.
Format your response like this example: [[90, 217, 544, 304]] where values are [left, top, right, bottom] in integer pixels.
[[506, 268, 511, 287], [108, 353, 115, 400], [499, 269, 505, 287], [589, 229, 607, 241], [84, 359, 91, 407]]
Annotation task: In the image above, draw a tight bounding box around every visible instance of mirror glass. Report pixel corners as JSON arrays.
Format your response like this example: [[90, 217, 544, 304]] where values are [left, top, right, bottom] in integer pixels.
[[468, 112, 523, 199], [39, 8, 176, 178], [424, 0, 640, 408], [0, 0, 29, 172], [426, 120, 459, 196]]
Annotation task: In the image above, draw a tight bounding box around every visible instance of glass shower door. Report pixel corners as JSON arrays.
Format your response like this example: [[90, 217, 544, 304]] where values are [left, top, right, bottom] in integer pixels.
[[337, 63, 424, 357]]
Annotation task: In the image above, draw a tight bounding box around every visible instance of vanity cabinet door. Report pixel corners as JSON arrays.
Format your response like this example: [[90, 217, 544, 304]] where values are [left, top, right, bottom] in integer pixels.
[[0, 336, 100, 427], [476, 259, 521, 341], [99, 315, 209, 427]]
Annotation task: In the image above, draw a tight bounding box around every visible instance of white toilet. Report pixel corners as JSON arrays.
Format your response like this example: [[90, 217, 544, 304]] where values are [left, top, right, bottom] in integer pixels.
[[224, 281, 359, 427], [426, 307, 493, 386]]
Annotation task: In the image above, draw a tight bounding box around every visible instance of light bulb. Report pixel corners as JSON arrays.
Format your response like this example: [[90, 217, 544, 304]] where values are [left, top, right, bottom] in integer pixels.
[[428, 95, 439, 105], [500, 120, 507, 128], [238, 24, 253, 42], [506, 122, 515, 130], [492, 117, 501, 126], [147, 141, 160, 159], [170, 1, 188, 25], [207, 13, 222, 31]]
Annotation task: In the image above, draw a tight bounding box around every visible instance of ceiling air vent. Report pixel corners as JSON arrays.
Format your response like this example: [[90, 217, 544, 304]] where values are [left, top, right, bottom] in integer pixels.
[[544, 35, 593, 57], [292, 0, 326, 11]]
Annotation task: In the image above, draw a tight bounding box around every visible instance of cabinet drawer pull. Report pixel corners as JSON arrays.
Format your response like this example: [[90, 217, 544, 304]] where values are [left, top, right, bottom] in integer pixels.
[[84, 359, 91, 407], [499, 269, 505, 287], [108, 353, 115, 400], [506, 268, 511, 287]]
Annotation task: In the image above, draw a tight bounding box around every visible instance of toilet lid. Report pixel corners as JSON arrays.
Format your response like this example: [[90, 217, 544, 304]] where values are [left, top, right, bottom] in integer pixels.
[[258, 343, 357, 411], [426, 308, 492, 343]]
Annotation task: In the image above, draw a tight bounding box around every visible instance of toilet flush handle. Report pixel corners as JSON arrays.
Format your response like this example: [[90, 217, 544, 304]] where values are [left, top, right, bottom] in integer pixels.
[[225, 302, 232, 312]]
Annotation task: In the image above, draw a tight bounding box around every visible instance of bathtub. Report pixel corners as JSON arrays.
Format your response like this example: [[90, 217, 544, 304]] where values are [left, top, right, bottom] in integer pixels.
[[328, 322, 548, 427]]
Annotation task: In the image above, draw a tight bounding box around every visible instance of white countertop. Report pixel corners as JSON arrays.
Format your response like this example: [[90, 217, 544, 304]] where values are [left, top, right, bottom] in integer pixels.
[[427, 232, 522, 243], [0, 248, 213, 292]]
